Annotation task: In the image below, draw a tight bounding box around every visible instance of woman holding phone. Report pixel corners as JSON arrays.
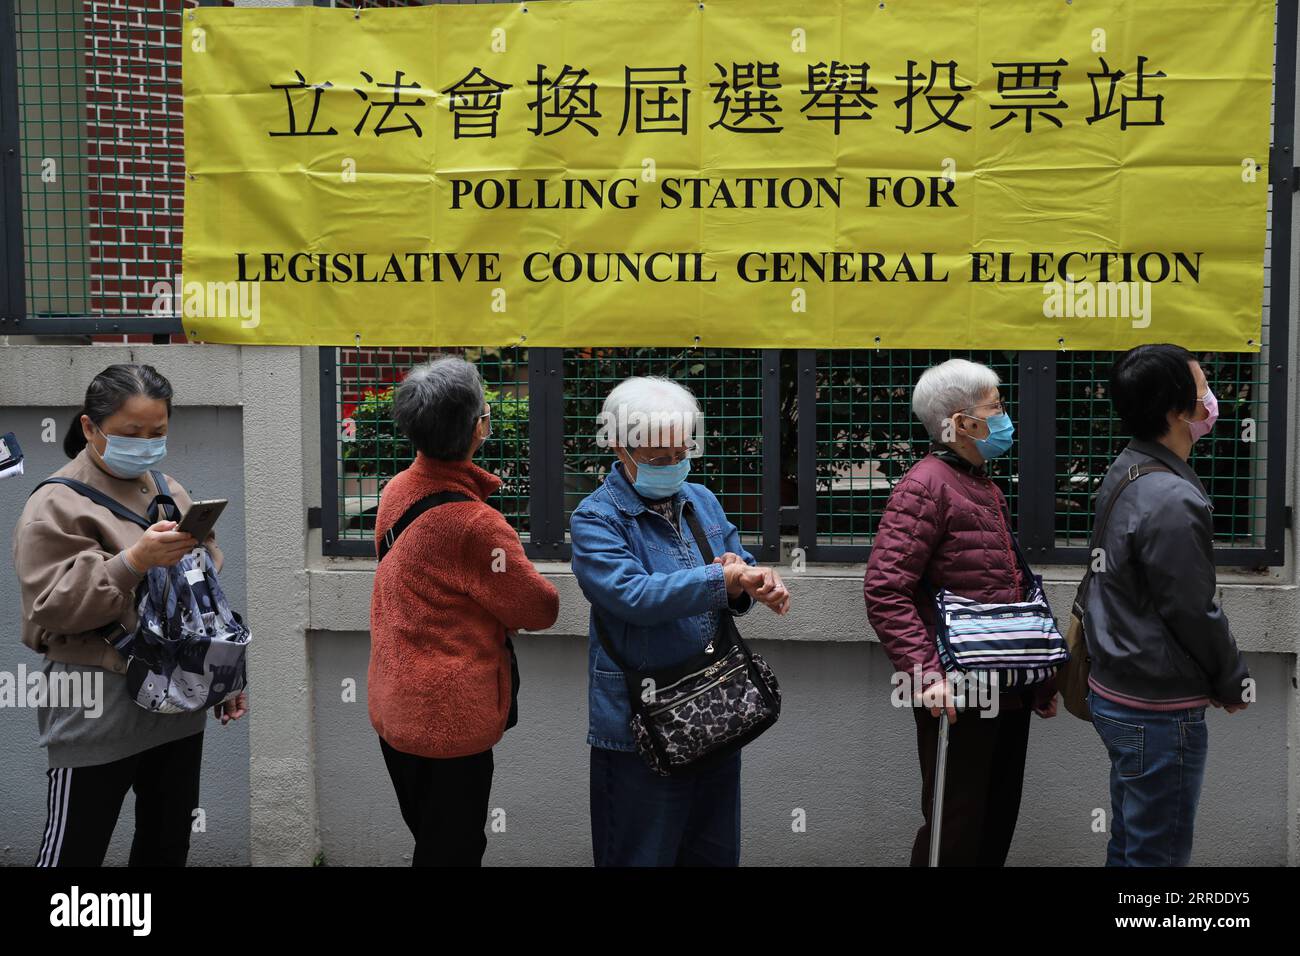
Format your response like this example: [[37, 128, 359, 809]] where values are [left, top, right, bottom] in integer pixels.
[[12, 363, 248, 867]]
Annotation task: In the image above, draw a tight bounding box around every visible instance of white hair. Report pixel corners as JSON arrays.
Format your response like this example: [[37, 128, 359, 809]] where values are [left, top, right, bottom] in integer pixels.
[[911, 359, 1001, 440], [598, 376, 701, 450]]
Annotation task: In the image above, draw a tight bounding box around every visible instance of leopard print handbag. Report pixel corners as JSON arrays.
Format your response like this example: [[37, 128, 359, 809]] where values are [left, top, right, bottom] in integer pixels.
[[593, 503, 782, 777], [627, 621, 782, 776], [599, 610, 782, 777]]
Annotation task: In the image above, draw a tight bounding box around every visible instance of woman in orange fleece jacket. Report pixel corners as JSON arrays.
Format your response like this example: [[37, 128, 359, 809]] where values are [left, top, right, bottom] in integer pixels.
[[368, 356, 558, 867]]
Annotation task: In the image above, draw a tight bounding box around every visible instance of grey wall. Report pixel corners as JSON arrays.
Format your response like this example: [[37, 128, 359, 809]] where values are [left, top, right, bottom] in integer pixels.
[[310, 626, 1291, 868], [0, 405, 249, 866]]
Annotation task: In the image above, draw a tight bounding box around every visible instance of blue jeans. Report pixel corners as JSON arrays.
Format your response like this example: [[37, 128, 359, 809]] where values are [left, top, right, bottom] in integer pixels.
[[1088, 689, 1208, 866], [589, 747, 741, 866]]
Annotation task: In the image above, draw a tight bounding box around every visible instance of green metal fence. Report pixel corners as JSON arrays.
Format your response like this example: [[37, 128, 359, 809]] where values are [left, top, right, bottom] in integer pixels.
[[560, 348, 767, 546], [809, 350, 1020, 550], [1054, 347, 1271, 550], [322, 346, 529, 550], [320, 335, 1284, 566]]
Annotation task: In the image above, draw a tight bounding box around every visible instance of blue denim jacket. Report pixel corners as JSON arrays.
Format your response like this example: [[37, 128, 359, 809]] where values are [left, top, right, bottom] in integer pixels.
[[569, 461, 755, 751]]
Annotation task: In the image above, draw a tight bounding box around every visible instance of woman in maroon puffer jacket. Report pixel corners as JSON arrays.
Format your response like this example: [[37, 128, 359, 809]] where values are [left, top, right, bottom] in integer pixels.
[[864, 358, 1056, 867]]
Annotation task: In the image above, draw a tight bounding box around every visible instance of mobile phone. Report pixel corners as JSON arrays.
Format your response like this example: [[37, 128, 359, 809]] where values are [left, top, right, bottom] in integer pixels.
[[177, 498, 227, 542]]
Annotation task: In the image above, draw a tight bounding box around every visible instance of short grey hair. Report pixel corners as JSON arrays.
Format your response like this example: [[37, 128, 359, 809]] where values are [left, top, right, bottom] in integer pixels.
[[911, 358, 1001, 441], [599, 376, 701, 449], [393, 355, 485, 461]]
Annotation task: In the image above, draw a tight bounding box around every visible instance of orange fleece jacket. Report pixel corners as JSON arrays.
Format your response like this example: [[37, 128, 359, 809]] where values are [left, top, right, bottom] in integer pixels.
[[367, 453, 559, 758]]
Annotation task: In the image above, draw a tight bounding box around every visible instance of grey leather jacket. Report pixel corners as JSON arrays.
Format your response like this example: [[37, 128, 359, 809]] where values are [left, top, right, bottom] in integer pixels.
[[1082, 439, 1250, 707]]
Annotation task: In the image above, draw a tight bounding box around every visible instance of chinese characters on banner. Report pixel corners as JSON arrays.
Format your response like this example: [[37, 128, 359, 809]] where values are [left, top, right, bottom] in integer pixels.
[[181, 0, 1275, 350]]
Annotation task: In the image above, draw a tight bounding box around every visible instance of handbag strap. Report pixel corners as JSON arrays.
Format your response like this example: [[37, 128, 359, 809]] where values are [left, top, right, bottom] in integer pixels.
[[995, 498, 1037, 596], [376, 490, 473, 561], [31, 477, 151, 529], [1075, 462, 1174, 605], [681, 500, 716, 563], [590, 497, 727, 675], [145, 469, 181, 524]]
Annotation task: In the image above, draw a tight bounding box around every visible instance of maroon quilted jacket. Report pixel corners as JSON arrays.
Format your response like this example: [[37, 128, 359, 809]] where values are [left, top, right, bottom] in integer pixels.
[[864, 448, 1053, 709]]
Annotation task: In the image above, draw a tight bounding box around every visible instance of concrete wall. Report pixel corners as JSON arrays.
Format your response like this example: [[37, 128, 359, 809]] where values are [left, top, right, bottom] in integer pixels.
[[311, 633, 1291, 867], [309, 567, 1295, 867]]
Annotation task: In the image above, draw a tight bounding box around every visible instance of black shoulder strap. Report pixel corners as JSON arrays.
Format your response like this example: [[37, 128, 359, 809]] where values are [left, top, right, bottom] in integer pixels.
[[591, 499, 721, 675], [147, 469, 181, 524], [30, 478, 151, 530], [681, 501, 715, 564], [376, 490, 473, 562], [1075, 462, 1174, 605], [994, 497, 1037, 592], [1091, 462, 1175, 551]]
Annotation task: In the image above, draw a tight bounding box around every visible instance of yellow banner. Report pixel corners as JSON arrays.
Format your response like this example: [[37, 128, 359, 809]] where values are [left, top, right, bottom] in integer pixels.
[[181, 0, 1275, 350]]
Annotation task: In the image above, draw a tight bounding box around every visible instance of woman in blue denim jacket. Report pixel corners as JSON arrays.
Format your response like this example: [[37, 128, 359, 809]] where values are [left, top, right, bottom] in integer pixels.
[[570, 376, 790, 867]]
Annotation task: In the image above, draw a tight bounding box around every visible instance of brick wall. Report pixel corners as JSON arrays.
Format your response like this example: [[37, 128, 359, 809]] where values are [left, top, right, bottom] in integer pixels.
[[80, 0, 425, 346], [84, 0, 206, 344]]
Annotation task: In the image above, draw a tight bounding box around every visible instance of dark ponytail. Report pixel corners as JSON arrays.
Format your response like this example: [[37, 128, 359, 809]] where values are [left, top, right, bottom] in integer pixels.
[[63, 364, 174, 459]]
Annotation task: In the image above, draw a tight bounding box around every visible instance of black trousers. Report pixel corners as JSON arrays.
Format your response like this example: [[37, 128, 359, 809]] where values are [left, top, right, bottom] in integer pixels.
[[378, 736, 494, 867], [909, 706, 1031, 867], [36, 731, 204, 867]]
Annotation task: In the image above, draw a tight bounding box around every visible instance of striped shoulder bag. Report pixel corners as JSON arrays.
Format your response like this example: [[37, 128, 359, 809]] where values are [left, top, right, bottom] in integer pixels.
[[930, 513, 1068, 690]]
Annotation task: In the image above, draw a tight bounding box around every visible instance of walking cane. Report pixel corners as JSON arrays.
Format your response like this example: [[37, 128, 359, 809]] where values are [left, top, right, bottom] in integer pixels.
[[928, 691, 964, 868]]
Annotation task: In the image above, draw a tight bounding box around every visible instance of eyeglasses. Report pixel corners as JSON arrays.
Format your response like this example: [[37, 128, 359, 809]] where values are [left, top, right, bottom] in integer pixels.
[[959, 399, 1006, 417], [634, 442, 699, 468]]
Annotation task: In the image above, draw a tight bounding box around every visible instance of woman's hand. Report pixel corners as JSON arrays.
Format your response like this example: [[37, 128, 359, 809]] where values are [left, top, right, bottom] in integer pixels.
[[748, 566, 791, 615], [213, 691, 248, 725], [1032, 695, 1058, 719], [1210, 699, 1250, 714], [720, 557, 749, 598], [127, 520, 197, 570], [717, 556, 790, 614], [917, 679, 959, 724]]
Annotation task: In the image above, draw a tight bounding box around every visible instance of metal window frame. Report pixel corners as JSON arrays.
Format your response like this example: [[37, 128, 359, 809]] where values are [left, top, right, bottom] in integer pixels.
[[0, 0, 23, 329], [0, 0, 213, 337]]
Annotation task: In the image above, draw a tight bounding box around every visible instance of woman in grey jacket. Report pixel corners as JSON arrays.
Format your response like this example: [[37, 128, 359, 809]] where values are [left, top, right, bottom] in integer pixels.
[[1085, 344, 1250, 867]]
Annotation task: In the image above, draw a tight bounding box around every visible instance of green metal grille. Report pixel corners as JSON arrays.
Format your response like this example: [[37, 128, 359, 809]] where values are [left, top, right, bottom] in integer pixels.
[[562, 348, 766, 546], [1056, 347, 1271, 550], [15, 2, 95, 317], [330, 346, 530, 541], [813, 350, 1020, 547], [13, 1, 201, 321]]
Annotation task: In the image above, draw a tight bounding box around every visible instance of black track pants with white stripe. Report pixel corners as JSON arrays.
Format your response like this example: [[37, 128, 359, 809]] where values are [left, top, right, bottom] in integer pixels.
[[36, 731, 204, 867]]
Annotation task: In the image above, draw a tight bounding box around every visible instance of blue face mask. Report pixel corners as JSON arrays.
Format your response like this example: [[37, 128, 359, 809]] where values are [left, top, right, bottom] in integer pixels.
[[969, 412, 1015, 460], [628, 455, 691, 499], [94, 423, 167, 478]]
